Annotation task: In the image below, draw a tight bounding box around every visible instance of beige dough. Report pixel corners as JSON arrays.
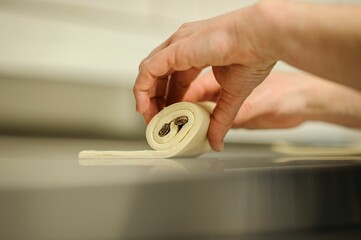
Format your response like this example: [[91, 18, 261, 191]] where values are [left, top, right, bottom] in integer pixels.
[[272, 142, 361, 156], [79, 102, 214, 162]]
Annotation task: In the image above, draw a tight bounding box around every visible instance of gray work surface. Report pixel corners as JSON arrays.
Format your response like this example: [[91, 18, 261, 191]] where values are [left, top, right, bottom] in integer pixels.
[[0, 135, 360, 240]]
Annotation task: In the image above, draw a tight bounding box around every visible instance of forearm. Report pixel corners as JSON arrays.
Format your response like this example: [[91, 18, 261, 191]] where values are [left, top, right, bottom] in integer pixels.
[[302, 74, 361, 128], [257, 0, 361, 89]]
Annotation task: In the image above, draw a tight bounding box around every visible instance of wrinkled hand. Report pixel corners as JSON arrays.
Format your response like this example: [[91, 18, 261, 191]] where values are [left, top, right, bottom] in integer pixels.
[[184, 71, 315, 129], [184, 71, 361, 129], [134, 3, 276, 151]]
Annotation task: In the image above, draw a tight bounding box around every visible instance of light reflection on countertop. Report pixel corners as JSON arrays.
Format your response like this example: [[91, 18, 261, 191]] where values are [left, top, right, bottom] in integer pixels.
[[1, 135, 361, 190], [79, 157, 223, 175], [0, 135, 225, 190], [1, 135, 361, 240]]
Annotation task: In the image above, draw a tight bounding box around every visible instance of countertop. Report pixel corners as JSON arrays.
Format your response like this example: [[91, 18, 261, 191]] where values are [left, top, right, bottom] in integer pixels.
[[0, 135, 360, 240]]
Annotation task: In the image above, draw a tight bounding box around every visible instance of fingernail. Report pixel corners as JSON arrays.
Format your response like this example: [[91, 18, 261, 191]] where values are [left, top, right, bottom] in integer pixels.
[[212, 141, 224, 152], [217, 142, 224, 152]]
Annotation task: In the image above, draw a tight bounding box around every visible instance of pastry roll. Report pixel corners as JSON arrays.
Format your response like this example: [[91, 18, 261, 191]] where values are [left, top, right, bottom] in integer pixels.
[[79, 102, 213, 162]]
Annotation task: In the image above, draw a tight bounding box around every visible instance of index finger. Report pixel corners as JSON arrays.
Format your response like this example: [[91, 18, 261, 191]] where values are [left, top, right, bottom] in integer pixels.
[[134, 44, 194, 119]]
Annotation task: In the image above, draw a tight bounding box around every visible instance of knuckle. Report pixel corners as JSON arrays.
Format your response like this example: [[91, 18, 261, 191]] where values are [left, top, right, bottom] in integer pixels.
[[138, 58, 150, 73], [178, 22, 191, 30], [172, 22, 193, 40], [133, 85, 139, 94]]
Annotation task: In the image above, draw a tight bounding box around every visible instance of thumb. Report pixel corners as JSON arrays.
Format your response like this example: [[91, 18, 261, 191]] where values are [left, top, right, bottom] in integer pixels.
[[208, 89, 245, 151], [208, 66, 255, 151]]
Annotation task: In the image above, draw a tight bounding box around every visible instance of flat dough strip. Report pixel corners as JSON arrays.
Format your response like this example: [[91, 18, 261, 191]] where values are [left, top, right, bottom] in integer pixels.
[[272, 142, 361, 156], [79, 102, 214, 164]]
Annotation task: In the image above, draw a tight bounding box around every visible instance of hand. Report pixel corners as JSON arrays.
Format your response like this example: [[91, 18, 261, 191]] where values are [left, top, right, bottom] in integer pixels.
[[134, 3, 276, 151], [134, 0, 361, 151], [184, 71, 361, 129]]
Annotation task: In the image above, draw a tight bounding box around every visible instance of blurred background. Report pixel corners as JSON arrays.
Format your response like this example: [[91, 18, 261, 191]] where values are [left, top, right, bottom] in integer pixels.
[[0, 0, 360, 144]]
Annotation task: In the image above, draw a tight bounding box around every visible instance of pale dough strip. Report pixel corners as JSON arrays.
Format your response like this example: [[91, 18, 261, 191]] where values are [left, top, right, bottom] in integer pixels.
[[79, 102, 214, 164], [272, 142, 361, 156]]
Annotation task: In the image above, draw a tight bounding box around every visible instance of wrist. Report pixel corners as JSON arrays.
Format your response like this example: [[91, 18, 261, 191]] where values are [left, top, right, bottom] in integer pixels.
[[248, 0, 289, 61], [230, 1, 281, 64], [305, 76, 361, 128], [254, 1, 361, 88], [322, 84, 361, 128]]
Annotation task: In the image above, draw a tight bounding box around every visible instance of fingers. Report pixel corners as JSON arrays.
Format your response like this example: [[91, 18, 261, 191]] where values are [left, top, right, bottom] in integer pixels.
[[134, 18, 224, 122], [183, 71, 221, 102], [146, 37, 172, 59], [231, 85, 272, 128], [156, 75, 169, 104], [148, 22, 193, 59], [134, 47, 173, 113], [208, 66, 255, 151], [134, 42, 196, 123], [166, 68, 201, 105], [134, 19, 214, 119], [133, 33, 179, 115], [134, 35, 174, 115], [134, 60, 155, 114], [208, 89, 246, 151]]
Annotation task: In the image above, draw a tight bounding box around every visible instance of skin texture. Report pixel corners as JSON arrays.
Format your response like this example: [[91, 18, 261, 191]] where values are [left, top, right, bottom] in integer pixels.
[[184, 71, 361, 129], [134, 0, 361, 151]]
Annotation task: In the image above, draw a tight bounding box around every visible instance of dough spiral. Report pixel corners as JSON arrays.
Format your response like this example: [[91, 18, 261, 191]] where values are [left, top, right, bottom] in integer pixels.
[[78, 102, 213, 161]]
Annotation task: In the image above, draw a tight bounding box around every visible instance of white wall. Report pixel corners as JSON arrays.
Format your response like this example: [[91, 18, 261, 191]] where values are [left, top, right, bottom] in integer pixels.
[[0, 0, 360, 86]]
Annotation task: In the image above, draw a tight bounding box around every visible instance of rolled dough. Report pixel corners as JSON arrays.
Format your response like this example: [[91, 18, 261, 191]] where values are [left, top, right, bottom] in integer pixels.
[[79, 102, 214, 162]]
